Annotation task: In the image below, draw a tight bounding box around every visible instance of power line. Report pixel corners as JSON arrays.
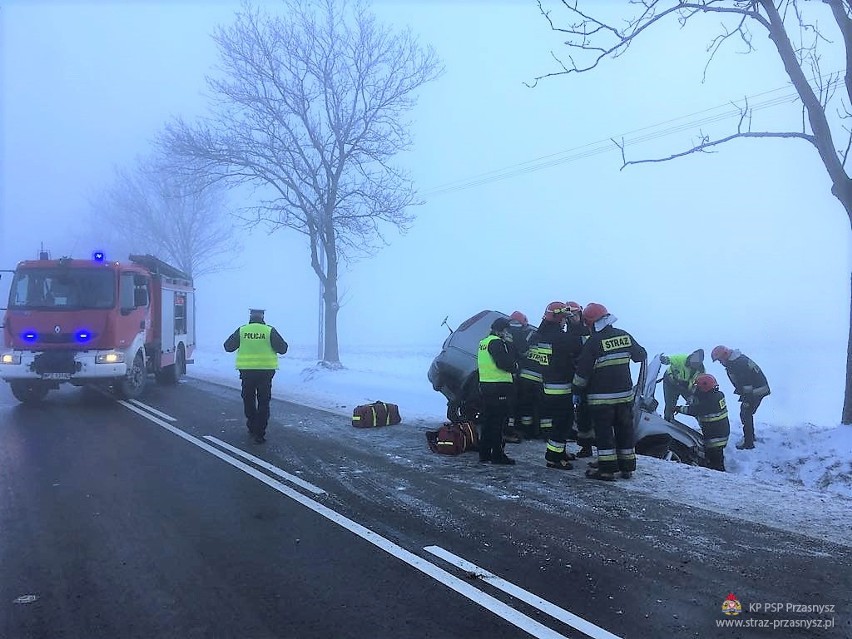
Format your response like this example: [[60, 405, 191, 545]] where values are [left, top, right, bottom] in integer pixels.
[[421, 76, 839, 198]]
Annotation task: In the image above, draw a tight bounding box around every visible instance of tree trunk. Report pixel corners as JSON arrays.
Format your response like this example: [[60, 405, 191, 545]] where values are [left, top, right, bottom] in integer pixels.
[[844, 271, 852, 424], [835, 181, 852, 424], [322, 282, 341, 365]]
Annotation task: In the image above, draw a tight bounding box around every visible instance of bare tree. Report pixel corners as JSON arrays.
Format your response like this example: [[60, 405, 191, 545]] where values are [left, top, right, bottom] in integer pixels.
[[533, 0, 852, 424], [91, 154, 239, 279], [160, 0, 442, 366]]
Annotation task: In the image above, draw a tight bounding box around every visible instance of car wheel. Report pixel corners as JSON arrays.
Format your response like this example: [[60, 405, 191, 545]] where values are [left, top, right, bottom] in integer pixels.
[[665, 441, 698, 465]]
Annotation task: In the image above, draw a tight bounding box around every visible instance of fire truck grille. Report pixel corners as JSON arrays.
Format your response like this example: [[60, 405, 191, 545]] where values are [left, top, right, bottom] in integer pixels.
[[32, 351, 80, 375], [38, 333, 77, 344]]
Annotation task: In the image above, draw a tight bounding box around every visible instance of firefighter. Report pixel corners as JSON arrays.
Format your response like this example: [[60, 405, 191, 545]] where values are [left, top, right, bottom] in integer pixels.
[[660, 349, 705, 422], [505, 310, 536, 441], [528, 301, 583, 470], [564, 301, 588, 339], [573, 303, 646, 481], [711, 345, 770, 450], [223, 308, 289, 444], [477, 317, 517, 465], [565, 301, 594, 456], [674, 373, 729, 471]]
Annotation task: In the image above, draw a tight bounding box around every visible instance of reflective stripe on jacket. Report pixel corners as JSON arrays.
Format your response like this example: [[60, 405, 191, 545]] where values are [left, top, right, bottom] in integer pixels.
[[235, 323, 279, 370]]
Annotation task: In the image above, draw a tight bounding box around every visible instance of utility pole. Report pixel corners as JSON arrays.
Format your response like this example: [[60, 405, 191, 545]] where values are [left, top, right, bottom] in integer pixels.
[[317, 243, 325, 361]]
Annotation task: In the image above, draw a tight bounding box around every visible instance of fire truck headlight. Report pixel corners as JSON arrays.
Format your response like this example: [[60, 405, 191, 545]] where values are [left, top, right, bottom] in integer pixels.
[[96, 352, 125, 364], [0, 353, 21, 365]]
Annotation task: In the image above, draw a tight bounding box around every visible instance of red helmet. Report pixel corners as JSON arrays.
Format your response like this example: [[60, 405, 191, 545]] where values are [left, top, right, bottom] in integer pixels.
[[565, 301, 582, 314], [582, 302, 608, 327], [711, 345, 732, 363], [510, 310, 528, 324], [695, 373, 718, 392], [543, 301, 568, 323]]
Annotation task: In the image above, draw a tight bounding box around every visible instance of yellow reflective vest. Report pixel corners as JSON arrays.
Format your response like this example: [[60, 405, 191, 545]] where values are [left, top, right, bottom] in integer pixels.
[[478, 335, 513, 383], [235, 323, 279, 370]]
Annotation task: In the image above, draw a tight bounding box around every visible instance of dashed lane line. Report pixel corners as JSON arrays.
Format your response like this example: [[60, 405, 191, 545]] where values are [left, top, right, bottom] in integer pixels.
[[426, 546, 623, 639]]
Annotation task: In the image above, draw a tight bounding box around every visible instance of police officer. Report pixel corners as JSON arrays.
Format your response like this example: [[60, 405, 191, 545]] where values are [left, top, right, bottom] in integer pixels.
[[223, 308, 289, 443], [573, 303, 646, 481], [477, 317, 517, 464]]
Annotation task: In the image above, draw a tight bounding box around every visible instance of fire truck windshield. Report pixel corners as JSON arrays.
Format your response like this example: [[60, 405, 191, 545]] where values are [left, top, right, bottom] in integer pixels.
[[8, 268, 116, 310]]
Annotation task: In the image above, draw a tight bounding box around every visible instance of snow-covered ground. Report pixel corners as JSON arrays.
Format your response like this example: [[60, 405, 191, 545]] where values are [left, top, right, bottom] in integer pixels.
[[188, 343, 852, 547]]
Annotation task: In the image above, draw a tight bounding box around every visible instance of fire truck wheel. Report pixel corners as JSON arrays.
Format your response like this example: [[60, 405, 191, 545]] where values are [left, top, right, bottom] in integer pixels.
[[115, 352, 147, 399], [9, 381, 49, 405], [155, 346, 185, 385]]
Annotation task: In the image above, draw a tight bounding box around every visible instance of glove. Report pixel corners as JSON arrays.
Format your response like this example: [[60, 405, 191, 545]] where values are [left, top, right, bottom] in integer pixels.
[[573, 393, 584, 408], [660, 354, 670, 365]]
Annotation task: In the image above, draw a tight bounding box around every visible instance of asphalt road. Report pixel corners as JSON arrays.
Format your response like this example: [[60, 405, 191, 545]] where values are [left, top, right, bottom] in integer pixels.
[[0, 377, 849, 639]]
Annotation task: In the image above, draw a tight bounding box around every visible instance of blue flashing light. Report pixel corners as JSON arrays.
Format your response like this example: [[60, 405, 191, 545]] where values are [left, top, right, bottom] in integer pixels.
[[93, 251, 105, 262], [75, 330, 92, 343], [21, 331, 38, 342]]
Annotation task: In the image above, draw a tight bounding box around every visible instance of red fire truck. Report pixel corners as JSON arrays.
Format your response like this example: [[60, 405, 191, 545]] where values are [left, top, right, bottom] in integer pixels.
[[0, 251, 195, 404]]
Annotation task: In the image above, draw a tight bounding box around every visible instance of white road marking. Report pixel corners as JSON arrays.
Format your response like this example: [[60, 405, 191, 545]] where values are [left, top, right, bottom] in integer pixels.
[[119, 402, 573, 639], [126, 399, 176, 422], [425, 546, 624, 639], [204, 436, 326, 496]]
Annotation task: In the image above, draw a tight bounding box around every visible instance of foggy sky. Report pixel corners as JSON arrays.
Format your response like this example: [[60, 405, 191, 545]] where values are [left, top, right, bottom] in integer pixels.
[[1, 1, 849, 419]]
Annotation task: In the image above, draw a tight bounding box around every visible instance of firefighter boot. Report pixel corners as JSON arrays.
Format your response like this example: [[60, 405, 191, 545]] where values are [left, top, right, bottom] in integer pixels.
[[545, 441, 573, 470], [737, 414, 756, 449], [736, 425, 755, 449]]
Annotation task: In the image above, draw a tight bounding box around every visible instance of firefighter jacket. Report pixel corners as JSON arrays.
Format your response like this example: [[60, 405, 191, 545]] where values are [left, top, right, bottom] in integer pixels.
[[722, 351, 770, 399], [525, 321, 582, 396], [573, 324, 646, 406], [506, 320, 535, 364], [566, 320, 590, 340], [679, 388, 730, 443], [224, 321, 288, 370], [664, 350, 705, 394]]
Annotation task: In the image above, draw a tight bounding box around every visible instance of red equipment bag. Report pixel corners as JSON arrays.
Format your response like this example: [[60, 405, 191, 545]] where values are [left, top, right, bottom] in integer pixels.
[[426, 421, 478, 455], [351, 401, 401, 428]]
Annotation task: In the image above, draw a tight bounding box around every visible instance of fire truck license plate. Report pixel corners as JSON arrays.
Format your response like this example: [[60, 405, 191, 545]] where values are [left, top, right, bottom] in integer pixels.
[[42, 373, 71, 380]]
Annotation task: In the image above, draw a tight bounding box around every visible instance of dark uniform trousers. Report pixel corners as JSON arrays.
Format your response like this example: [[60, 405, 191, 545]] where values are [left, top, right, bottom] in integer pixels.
[[240, 369, 275, 436], [589, 403, 636, 474], [539, 393, 574, 442], [663, 377, 689, 422], [702, 423, 729, 472], [575, 402, 595, 449], [479, 387, 513, 461], [740, 396, 763, 446], [512, 377, 539, 438]]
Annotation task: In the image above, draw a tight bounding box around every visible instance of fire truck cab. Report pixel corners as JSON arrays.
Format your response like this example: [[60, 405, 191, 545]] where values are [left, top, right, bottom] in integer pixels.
[[0, 251, 195, 404]]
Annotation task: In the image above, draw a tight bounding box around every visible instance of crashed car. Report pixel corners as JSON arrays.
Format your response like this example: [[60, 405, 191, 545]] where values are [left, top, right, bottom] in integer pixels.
[[427, 309, 507, 422], [428, 311, 707, 464], [633, 354, 706, 464]]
